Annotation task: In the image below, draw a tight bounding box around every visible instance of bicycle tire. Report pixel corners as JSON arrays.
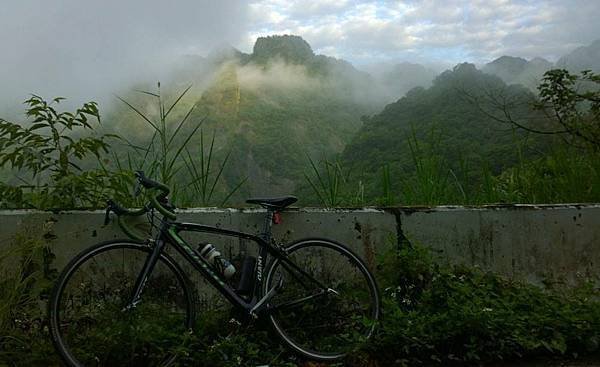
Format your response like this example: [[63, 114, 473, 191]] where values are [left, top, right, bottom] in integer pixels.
[[49, 240, 196, 367], [264, 238, 380, 361]]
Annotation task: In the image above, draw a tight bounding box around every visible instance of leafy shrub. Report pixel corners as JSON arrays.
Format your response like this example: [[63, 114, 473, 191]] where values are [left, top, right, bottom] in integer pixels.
[[0, 96, 130, 209], [365, 243, 600, 366]]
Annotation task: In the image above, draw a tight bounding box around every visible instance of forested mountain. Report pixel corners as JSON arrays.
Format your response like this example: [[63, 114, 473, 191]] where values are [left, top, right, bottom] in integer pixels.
[[2, 34, 598, 208], [482, 39, 600, 90], [341, 63, 549, 198], [106, 35, 382, 197], [482, 56, 529, 83], [93, 36, 600, 204], [556, 39, 600, 72]]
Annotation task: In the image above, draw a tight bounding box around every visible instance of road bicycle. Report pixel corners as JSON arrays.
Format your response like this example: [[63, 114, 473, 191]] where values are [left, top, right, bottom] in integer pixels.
[[48, 171, 380, 366]]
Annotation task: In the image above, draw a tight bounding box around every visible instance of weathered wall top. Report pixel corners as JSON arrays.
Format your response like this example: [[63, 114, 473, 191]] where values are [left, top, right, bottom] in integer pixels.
[[1, 204, 598, 284]]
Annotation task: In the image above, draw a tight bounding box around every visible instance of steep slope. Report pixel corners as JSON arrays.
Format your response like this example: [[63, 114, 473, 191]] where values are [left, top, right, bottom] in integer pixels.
[[341, 63, 549, 198], [482, 56, 529, 84], [482, 56, 552, 91], [105, 35, 382, 199], [517, 57, 554, 89], [181, 36, 380, 197], [556, 39, 600, 72], [250, 35, 314, 65]]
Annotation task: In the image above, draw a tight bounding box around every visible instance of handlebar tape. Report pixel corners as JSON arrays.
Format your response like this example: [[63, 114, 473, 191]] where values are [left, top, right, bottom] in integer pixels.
[[105, 200, 150, 242], [134, 171, 176, 219]]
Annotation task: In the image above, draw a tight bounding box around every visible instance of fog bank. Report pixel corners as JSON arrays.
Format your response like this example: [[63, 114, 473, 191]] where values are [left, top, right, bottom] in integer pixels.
[[0, 0, 249, 118]]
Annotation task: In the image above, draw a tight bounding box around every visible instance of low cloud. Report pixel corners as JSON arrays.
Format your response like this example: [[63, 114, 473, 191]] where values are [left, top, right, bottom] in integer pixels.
[[236, 60, 320, 91], [0, 0, 249, 118]]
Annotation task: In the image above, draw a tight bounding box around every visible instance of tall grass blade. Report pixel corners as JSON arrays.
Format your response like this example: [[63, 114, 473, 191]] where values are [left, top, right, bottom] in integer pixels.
[[115, 95, 160, 133], [164, 85, 192, 119]]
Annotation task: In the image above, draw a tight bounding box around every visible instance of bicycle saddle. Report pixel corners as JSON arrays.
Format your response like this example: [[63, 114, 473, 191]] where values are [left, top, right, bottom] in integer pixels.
[[246, 196, 297, 209]]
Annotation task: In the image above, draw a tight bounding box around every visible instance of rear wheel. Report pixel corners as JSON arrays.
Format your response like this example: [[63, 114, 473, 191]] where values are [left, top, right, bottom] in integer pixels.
[[49, 240, 195, 367], [264, 238, 380, 361]]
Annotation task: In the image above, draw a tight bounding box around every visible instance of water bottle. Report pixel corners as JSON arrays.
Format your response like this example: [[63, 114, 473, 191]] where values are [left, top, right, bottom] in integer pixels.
[[199, 243, 236, 279]]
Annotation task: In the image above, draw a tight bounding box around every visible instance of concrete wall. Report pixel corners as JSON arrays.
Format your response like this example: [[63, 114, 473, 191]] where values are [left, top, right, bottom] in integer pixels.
[[1, 204, 599, 284]]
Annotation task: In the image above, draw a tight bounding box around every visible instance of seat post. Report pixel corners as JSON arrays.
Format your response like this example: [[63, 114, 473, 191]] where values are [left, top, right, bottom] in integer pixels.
[[261, 209, 274, 243]]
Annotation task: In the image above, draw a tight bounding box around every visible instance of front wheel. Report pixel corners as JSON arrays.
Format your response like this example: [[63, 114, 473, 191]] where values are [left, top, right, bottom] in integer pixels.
[[264, 238, 380, 361], [49, 240, 195, 367]]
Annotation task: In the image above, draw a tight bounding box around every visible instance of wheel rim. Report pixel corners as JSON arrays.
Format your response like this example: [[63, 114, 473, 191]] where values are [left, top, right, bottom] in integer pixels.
[[50, 243, 193, 367], [265, 240, 380, 360]]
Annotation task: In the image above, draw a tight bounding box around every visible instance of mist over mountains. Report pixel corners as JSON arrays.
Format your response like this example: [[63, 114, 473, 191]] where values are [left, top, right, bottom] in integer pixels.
[[556, 39, 600, 72], [4, 35, 599, 202], [480, 40, 600, 90], [105, 35, 385, 196], [157, 35, 600, 113]]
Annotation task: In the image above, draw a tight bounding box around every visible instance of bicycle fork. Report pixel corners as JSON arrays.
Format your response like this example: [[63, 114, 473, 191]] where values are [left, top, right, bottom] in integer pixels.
[[123, 239, 166, 311]]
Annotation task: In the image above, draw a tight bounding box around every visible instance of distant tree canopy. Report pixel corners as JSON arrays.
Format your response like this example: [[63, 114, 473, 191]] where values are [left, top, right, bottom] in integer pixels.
[[536, 69, 600, 149], [467, 69, 600, 150], [341, 63, 547, 196]]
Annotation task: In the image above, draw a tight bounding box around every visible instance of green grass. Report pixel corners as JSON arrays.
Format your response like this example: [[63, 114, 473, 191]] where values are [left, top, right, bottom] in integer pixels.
[[301, 130, 600, 207]]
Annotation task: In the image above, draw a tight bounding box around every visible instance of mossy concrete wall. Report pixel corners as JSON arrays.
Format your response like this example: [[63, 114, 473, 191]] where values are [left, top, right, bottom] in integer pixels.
[[1, 204, 598, 284]]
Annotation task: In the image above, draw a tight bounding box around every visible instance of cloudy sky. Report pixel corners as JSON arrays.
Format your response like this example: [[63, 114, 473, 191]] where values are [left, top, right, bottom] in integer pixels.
[[1, 0, 599, 113], [244, 0, 600, 65]]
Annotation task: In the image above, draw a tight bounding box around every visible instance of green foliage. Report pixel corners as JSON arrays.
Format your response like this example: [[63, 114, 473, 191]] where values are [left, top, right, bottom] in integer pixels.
[[182, 130, 247, 207], [341, 63, 548, 202], [399, 128, 460, 205], [366, 243, 600, 366], [488, 146, 600, 203], [302, 123, 600, 206], [0, 233, 58, 365], [0, 96, 105, 177], [396, 126, 600, 205], [173, 309, 298, 367], [534, 69, 600, 149], [323, 69, 600, 207], [304, 156, 352, 207], [379, 164, 394, 206], [218, 76, 370, 199], [117, 83, 247, 207], [0, 96, 128, 209], [117, 83, 202, 190], [2, 233, 599, 366]]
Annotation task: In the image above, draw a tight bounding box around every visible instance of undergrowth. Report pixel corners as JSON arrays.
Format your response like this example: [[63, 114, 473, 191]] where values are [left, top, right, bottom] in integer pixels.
[[0, 233, 57, 365], [363, 243, 600, 366], [0, 238, 598, 366]]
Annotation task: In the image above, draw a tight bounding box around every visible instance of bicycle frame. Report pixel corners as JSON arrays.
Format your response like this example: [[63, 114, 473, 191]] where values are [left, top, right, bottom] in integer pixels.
[[128, 211, 327, 317]]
